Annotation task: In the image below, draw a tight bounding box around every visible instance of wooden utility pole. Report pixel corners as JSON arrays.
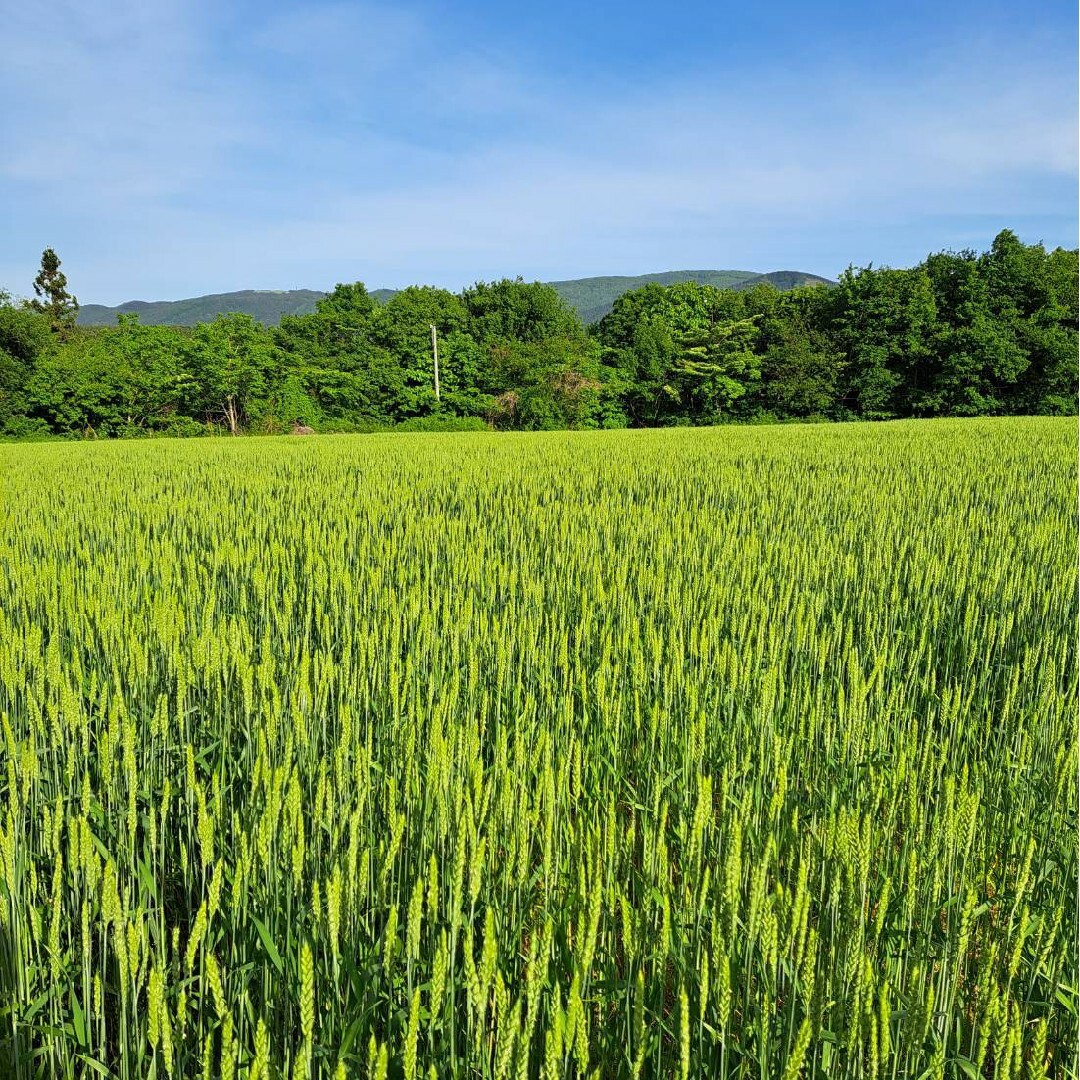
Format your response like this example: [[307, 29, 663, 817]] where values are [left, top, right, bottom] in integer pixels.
[[430, 324, 440, 400]]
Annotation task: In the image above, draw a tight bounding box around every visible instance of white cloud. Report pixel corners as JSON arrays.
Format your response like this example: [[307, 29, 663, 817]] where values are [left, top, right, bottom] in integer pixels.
[[0, 2, 1074, 302], [222, 59, 1075, 274]]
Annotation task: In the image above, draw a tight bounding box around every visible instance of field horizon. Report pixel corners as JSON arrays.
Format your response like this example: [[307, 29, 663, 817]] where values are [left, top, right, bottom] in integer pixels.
[[1, 416, 1075, 1077]]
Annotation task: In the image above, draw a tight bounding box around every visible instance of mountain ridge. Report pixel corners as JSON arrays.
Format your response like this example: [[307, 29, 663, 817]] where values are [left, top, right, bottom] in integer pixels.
[[76, 269, 835, 328]]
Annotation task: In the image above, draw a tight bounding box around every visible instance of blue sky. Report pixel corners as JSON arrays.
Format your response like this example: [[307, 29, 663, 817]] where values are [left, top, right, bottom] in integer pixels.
[[1, 0, 1075, 304]]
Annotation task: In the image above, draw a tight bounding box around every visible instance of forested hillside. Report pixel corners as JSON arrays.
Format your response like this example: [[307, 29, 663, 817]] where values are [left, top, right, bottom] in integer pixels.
[[546, 269, 833, 324], [1, 230, 1074, 438], [77, 288, 398, 328], [74, 270, 831, 327], [77, 290, 330, 329]]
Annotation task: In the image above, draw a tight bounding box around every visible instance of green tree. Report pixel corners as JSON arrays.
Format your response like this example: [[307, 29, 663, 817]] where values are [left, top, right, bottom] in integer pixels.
[[918, 249, 1023, 415], [675, 316, 762, 421], [107, 317, 199, 432], [315, 281, 377, 327], [595, 282, 746, 424], [31, 248, 79, 335], [371, 288, 469, 419], [487, 336, 612, 429], [0, 294, 51, 434], [462, 279, 584, 345], [188, 314, 276, 433], [26, 328, 131, 435], [979, 231, 1078, 414], [276, 286, 386, 424], [832, 266, 937, 418], [757, 289, 844, 419]]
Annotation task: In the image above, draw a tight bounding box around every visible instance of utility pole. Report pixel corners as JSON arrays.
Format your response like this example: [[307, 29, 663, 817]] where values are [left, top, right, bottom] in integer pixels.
[[430, 323, 440, 401]]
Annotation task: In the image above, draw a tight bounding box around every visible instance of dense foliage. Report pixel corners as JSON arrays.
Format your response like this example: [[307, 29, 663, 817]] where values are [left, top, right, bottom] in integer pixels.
[[0, 419, 1075, 1078], [0, 230, 1075, 438]]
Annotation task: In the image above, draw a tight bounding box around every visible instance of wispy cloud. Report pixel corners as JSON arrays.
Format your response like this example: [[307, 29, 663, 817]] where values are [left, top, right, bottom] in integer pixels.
[[214, 52, 1076, 278], [0, 1, 1074, 303]]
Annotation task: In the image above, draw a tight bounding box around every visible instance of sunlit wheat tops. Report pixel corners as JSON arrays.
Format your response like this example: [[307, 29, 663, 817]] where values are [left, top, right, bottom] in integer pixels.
[[0, 417, 1076, 1078]]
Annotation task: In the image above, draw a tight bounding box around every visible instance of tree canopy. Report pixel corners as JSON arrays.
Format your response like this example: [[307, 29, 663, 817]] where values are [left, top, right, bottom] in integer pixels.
[[1, 232, 1075, 438], [30, 248, 78, 336]]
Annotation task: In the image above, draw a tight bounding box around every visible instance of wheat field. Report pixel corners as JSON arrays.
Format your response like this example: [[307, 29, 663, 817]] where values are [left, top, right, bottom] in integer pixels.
[[0, 418, 1075, 1079]]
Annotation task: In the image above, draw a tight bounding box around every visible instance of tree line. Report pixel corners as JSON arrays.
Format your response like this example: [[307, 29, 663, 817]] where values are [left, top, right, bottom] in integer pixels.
[[0, 229, 1075, 438]]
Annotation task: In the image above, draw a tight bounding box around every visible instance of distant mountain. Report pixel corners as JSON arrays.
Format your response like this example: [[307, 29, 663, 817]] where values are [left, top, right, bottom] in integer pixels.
[[77, 290, 328, 328], [76, 270, 834, 328], [549, 269, 834, 324]]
